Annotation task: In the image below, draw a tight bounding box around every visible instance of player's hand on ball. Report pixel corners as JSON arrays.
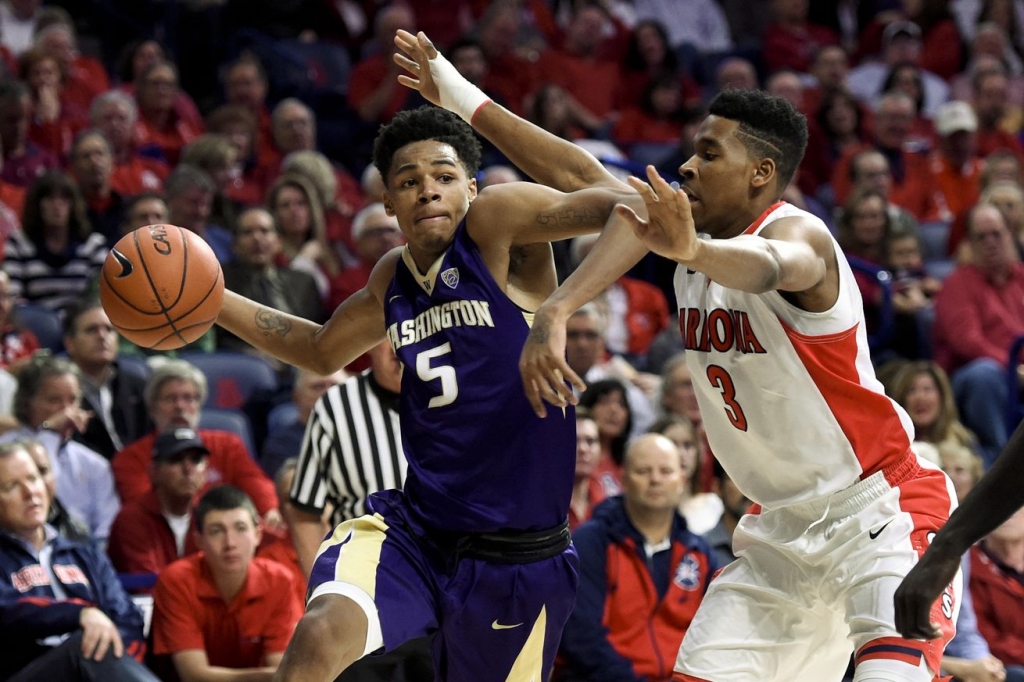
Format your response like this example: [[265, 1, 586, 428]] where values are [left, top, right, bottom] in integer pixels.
[[519, 307, 586, 418]]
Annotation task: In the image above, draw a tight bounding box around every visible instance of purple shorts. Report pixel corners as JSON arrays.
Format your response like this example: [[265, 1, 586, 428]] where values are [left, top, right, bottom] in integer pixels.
[[308, 489, 579, 681]]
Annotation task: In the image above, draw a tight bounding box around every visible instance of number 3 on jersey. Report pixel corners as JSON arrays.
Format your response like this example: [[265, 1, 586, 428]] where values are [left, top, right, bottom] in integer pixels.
[[706, 364, 747, 431], [417, 342, 459, 408]]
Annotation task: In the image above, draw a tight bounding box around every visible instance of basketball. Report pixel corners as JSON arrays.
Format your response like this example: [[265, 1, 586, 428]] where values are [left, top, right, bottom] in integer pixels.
[[99, 225, 224, 350]]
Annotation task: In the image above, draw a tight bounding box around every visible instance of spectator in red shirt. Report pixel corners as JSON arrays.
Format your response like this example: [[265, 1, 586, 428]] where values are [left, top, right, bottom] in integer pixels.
[[133, 61, 203, 167], [974, 69, 1024, 162], [613, 72, 687, 150], [31, 17, 110, 117], [569, 407, 612, 530], [348, 3, 418, 125], [116, 39, 202, 131], [221, 53, 275, 166], [328, 202, 404, 311], [0, 271, 39, 369], [761, 0, 840, 75], [89, 90, 168, 197], [614, 20, 700, 114], [933, 204, 1024, 466], [205, 104, 266, 208], [19, 46, 87, 162], [107, 428, 206, 578], [475, 3, 539, 115], [110, 359, 282, 529], [928, 101, 984, 223], [151, 485, 301, 681], [969, 507, 1024, 673]]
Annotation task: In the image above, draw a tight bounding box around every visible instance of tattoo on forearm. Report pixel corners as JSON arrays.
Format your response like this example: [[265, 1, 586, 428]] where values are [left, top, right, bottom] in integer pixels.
[[528, 326, 549, 345], [255, 308, 292, 337], [536, 206, 603, 227]]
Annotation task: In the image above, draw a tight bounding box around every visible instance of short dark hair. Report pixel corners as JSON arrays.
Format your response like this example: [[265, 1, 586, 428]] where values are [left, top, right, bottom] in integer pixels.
[[194, 485, 259, 532], [373, 106, 482, 182], [63, 295, 104, 337], [578, 379, 633, 466], [708, 89, 808, 191]]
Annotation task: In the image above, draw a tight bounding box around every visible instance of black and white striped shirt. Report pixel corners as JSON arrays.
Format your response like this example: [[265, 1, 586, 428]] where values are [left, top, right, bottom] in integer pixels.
[[3, 231, 107, 314], [290, 370, 405, 526]]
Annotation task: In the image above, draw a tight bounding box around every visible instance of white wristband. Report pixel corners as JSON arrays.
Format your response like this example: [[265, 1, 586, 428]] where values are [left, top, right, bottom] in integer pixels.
[[428, 52, 491, 123]]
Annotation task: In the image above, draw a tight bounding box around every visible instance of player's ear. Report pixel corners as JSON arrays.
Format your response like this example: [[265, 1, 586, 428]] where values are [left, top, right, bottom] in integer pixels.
[[752, 158, 776, 189], [383, 196, 396, 216], [467, 177, 478, 202]]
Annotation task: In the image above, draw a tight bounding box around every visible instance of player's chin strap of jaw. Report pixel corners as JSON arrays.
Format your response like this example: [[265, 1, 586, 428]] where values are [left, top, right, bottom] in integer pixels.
[[453, 520, 572, 565], [428, 49, 492, 124]]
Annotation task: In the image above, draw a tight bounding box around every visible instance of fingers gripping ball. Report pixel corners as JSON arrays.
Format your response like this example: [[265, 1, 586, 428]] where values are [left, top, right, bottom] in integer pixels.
[[99, 225, 224, 350]]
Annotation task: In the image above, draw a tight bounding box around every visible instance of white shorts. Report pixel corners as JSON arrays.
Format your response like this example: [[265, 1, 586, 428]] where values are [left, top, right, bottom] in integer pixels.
[[674, 455, 960, 682]]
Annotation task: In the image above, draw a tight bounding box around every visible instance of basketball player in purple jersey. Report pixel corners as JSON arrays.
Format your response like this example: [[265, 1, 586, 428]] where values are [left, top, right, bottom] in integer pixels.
[[213, 34, 640, 682]]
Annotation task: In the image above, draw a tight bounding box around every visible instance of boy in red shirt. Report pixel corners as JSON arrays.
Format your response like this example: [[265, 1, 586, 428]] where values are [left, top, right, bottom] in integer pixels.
[[151, 485, 302, 681]]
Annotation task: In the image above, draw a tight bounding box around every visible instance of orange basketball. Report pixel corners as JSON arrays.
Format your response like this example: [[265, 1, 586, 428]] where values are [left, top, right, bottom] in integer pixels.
[[99, 225, 224, 350]]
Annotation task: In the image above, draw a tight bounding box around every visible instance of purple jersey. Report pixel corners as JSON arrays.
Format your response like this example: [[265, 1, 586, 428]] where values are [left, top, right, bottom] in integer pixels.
[[384, 221, 575, 533]]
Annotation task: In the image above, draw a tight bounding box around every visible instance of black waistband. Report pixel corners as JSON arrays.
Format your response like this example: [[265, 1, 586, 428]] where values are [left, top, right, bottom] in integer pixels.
[[447, 520, 572, 565]]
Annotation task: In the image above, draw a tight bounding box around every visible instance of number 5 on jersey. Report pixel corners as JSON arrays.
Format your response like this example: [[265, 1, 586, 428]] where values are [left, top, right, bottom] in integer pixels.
[[417, 342, 459, 408], [706, 364, 747, 431]]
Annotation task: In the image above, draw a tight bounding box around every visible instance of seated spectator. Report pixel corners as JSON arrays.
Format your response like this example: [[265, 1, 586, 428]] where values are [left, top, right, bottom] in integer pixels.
[[801, 88, 867, 198], [929, 101, 984, 223], [220, 53, 274, 166], [479, 164, 521, 188], [0, 354, 119, 541], [0, 441, 156, 682], [133, 60, 202, 167], [880, 62, 938, 149], [266, 172, 340, 300], [933, 204, 1024, 466], [118, 191, 168, 237], [649, 415, 720, 534], [116, 39, 202, 131], [19, 46, 88, 161], [256, 458, 305, 606], [633, 0, 733, 56], [970, 507, 1024, 676], [0, 270, 39, 369], [20, 436, 90, 542], [180, 134, 244, 232], [347, 4, 418, 125], [31, 12, 110, 115], [107, 428, 207, 578], [110, 359, 281, 529], [205, 104, 266, 207], [974, 67, 1024, 162], [0, 80, 59, 188], [888, 361, 981, 455], [474, 4, 540, 115], [222, 207, 325, 361], [281, 150, 365, 270], [260, 366, 346, 478], [569, 407, 612, 530], [948, 151, 1024, 258], [702, 459, 750, 568], [3, 170, 106, 314], [612, 72, 687, 151], [328, 202, 404, 311], [614, 20, 698, 114], [884, 230, 941, 359], [715, 56, 759, 92], [63, 297, 150, 459], [68, 130, 126, 242], [0, 0, 41, 57], [976, 180, 1024, 262], [579, 379, 634, 495], [938, 440, 985, 504], [151, 486, 302, 681], [846, 149, 922, 239], [559, 433, 717, 682], [761, 0, 840, 75], [90, 90, 168, 196], [838, 188, 893, 327], [164, 164, 233, 265]]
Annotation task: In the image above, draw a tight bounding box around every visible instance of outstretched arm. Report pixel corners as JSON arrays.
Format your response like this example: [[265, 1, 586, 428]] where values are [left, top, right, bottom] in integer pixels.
[[394, 30, 620, 193], [216, 252, 398, 375], [895, 421, 1024, 640]]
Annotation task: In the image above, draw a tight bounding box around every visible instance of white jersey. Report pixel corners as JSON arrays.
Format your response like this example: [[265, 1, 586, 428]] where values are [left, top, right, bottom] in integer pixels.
[[675, 202, 915, 509]]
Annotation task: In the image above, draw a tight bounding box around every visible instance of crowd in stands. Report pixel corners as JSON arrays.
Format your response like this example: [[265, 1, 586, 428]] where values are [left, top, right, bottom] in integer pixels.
[[4, 0, 1024, 680]]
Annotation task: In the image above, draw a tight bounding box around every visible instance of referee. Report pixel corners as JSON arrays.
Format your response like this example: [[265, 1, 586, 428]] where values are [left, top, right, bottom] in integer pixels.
[[288, 339, 405, 575]]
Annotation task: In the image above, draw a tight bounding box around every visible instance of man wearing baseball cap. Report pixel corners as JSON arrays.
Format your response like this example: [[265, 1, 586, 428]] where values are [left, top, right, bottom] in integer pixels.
[[929, 101, 984, 222], [107, 428, 209, 580]]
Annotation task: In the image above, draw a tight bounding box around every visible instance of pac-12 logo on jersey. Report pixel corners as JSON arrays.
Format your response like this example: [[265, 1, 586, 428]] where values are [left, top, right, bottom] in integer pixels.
[[441, 267, 460, 289], [673, 554, 702, 591]]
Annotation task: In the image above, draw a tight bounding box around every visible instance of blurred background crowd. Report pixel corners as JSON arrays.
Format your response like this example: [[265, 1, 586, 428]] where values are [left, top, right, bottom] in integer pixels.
[[3, 1, 1024, 681]]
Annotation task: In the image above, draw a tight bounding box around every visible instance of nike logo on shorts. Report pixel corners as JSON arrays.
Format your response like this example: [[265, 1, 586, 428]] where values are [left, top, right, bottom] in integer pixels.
[[868, 521, 892, 540], [491, 620, 523, 630]]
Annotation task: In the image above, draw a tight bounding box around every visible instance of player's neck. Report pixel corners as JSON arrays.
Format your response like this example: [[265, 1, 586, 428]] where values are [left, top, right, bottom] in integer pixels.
[[716, 199, 782, 240]]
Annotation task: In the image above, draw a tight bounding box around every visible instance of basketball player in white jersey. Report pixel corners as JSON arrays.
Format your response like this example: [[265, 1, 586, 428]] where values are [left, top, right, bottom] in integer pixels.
[[396, 30, 959, 682]]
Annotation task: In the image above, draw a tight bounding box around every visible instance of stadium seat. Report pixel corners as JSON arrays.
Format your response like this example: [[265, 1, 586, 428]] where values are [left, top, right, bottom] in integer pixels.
[[846, 257, 895, 353], [1006, 335, 1024, 431], [177, 351, 279, 410], [267, 402, 299, 435], [14, 304, 64, 352], [199, 407, 257, 458], [117, 354, 151, 382], [919, 220, 951, 262]]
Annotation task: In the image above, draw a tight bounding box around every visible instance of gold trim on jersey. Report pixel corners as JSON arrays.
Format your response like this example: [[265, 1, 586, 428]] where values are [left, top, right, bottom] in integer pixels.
[[522, 311, 535, 328], [402, 247, 446, 295], [503, 605, 547, 682], [316, 513, 389, 598]]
